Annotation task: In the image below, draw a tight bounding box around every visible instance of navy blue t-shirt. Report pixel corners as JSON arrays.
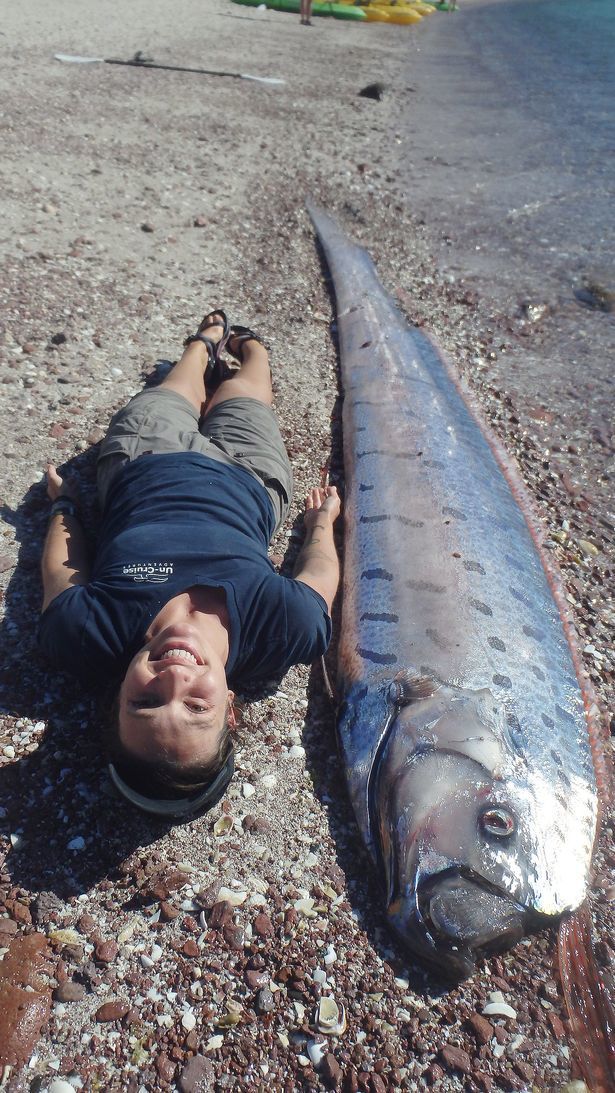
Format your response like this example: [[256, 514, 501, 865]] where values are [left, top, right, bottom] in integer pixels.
[[38, 452, 331, 689]]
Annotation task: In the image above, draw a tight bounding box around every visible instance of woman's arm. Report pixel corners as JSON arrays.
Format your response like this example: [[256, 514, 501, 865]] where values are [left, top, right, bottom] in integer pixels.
[[41, 464, 90, 611], [293, 485, 341, 614]]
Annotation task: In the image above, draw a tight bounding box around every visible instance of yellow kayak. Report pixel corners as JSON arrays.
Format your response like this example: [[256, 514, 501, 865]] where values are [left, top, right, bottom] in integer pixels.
[[367, 2, 422, 19]]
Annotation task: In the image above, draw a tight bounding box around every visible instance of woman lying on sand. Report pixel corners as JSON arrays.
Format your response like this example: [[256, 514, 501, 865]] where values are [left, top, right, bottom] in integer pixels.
[[39, 309, 340, 820]]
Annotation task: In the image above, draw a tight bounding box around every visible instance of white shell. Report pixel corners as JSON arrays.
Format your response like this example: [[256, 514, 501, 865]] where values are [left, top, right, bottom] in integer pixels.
[[314, 997, 347, 1036], [482, 1002, 517, 1020]]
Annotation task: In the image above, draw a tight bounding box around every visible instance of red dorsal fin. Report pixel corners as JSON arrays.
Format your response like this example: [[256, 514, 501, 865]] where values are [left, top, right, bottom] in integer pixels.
[[558, 905, 615, 1093]]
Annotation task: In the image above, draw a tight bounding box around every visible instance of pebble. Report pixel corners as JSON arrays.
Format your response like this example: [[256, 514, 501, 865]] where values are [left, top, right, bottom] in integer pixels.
[[307, 1038, 327, 1068], [53, 981, 86, 1003], [288, 745, 306, 759], [95, 1001, 129, 1022], [181, 1010, 197, 1032], [261, 774, 277, 789], [255, 987, 275, 1014], [439, 1044, 472, 1074], [67, 837, 85, 852], [48, 1082, 80, 1093], [178, 1055, 215, 1092], [242, 782, 256, 797], [204, 1034, 224, 1052]]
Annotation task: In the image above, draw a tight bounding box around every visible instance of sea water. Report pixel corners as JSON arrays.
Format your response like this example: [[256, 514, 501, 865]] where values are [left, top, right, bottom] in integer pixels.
[[396, 0, 614, 501]]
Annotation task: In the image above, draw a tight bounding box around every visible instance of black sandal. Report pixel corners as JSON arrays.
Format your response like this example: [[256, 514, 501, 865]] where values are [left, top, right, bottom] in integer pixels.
[[226, 324, 268, 363], [184, 309, 230, 382]]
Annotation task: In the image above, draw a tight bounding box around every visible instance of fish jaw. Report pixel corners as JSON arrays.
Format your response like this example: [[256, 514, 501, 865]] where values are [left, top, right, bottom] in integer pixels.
[[387, 870, 527, 979]]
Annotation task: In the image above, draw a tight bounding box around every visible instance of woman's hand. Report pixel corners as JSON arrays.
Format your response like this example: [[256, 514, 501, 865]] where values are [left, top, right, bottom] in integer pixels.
[[46, 463, 79, 503], [303, 485, 341, 529]]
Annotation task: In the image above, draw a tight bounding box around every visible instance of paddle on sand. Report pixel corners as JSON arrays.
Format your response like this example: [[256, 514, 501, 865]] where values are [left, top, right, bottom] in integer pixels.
[[54, 53, 285, 85]]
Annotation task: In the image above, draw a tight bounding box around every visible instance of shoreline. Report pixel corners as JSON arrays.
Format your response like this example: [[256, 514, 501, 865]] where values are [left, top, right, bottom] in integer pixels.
[[0, 0, 612, 1088]]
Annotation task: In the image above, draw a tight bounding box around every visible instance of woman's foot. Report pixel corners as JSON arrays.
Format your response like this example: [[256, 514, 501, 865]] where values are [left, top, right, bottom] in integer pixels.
[[183, 309, 230, 385]]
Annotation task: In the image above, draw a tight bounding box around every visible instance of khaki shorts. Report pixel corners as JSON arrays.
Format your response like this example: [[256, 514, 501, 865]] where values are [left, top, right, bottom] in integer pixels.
[[97, 389, 293, 532]]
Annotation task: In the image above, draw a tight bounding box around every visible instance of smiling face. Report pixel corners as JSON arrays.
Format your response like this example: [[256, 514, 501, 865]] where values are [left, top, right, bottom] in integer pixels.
[[118, 624, 234, 767]]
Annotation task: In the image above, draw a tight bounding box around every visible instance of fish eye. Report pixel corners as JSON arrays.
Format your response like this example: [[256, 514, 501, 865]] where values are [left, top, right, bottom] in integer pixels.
[[479, 806, 516, 838]]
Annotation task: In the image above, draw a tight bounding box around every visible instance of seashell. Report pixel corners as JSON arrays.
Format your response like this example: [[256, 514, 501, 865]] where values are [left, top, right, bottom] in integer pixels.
[[306, 1038, 327, 1068], [204, 1034, 224, 1052], [314, 996, 347, 1036], [294, 897, 317, 918], [323, 945, 337, 966], [181, 1011, 197, 1032], [213, 815, 233, 837], [217, 887, 247, 907], [482, 1001, 517, 1020]]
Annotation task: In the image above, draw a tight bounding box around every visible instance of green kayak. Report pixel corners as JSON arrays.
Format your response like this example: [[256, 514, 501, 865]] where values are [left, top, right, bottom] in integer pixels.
[[232, 0, 367, 19]]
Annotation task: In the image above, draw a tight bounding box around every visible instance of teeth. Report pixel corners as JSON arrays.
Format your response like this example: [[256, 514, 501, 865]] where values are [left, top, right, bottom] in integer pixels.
[[160, 648, 198, 664]]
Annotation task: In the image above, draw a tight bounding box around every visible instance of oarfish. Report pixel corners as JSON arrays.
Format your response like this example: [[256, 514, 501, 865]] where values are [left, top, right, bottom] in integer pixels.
[[308, 202, 607, 978]]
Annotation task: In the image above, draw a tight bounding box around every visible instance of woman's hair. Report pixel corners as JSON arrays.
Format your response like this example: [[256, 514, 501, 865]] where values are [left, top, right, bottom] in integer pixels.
[[103, 692, 234, 802]]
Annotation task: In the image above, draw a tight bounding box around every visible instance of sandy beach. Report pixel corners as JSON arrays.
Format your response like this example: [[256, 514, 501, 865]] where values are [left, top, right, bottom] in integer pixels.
[[0, 0, 613, 1089]]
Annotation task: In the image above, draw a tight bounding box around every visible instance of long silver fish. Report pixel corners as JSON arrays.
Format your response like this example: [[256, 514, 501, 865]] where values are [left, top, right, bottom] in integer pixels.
[[308, 202, 607, 978]]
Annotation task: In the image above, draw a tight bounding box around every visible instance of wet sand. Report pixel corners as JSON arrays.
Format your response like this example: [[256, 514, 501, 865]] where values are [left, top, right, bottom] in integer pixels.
[[0, 0, 612, 1088]]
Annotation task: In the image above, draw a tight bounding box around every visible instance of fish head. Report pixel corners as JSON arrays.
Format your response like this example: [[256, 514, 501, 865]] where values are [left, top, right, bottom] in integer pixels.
[[371, 673, 539, 978]]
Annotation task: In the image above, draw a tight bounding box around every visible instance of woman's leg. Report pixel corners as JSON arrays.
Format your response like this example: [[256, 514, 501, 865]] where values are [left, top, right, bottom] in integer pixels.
[[158, 312, 225, 415], [204, 336, 273, 414]]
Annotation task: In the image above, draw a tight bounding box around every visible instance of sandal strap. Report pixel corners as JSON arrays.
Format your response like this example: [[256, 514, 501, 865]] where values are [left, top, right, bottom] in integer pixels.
[[228, 325, 267, 362]]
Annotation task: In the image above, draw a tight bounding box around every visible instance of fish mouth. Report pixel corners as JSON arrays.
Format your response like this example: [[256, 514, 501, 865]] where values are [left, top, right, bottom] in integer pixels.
[[388, 869, 527, 979]]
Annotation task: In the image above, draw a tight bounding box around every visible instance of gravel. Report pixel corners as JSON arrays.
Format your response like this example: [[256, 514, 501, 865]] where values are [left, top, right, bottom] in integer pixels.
[[0, 0, 613, 1090]]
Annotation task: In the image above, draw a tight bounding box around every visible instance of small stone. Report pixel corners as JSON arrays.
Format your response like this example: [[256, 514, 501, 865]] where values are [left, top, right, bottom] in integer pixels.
[[156, 1052, 176, 1083], [439, 1044, 472, 1075], [482, 1001, 517, 1019], [245, 968, 268, 990], [95, 1000, 129, 1022], [358, 82, 388, 101], [159, 901, 180, 921], [141, 222, 155, 233], [48, 1082, 79, 1093], [253, 913, 274, 938], [425, 1062, 445, 1085], [53, 981, 85, 1003], [94, 940, 118, 964], [178, 1054, 215, 1092], [513, 1060, 535, 1083], [182, 939, 199, 958], [255, 987, 275, 1014], [67, 837, 85, 851], [50, 332, 67, 345], [320, 1052, 342, 1089], [76, 913, 96, 934], [193, 215, 208, 228], [468, 1013, 493, 1045], [181, 1010, 196, 1032]]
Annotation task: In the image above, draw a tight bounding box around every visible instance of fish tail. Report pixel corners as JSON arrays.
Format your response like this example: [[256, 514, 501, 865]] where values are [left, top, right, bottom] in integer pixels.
[[558, 905, 615, 1093]]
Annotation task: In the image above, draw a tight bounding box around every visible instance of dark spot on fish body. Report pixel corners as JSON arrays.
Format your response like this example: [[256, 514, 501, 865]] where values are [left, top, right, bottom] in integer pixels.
[[550, 747, 563, 767], [426, 627, 451, 651], [555, 703, 576, 725], [356, 646, 398, 666], [470, 598, 493, 617], [488, 636, 507, 652], [442, 506, 468, 521], [407, 579, 446, 594], [360, 340, 372, 349], [506, 713, 525, 755], [492, 674, 512, 689], [510, 586, 533, 609], [421, 458, 446, 469], [362, 568, 394, 581], [359, 483, 374, 492], [463, 560, 486, 575], [360, 514, 424, 528], [542, 714, 555, 729], [531, 665, 546, 682], [352, 400, 381, 408], [357, 450, 422, 460], [361, 612, 399, 623], [524, 625, 545, 643], [505, 553, 526, 573], [355, 426, 367, 433]]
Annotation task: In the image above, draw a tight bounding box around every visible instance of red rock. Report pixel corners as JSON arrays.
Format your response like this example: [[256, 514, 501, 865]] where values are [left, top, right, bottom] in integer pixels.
[[368, 1076, 387, 1093], [0, 556, 13, 574], [76, 913, 96, 935], [159, 901, 180, 921], [0, 933, 53, 988], [439, 1044, 472, 1075], [424, 1062, 445, 1085], [0, 919, 18, 939], [513, 1060, 535, 1083], [53, 981, 86, 1003], [95, 1000, 129, 1022], [474, 1073, 493, 1092], [468, 1013, 493, 1045], [182, 939, 199, 958], [253, 913, 274, 938], [94, 939, 118, 964], [547, 1011, 566, 1039], [178, 1054, 215, 1092], [5, 900, 32, 926], [193, 215, 208, 228], [49, 424, 66, 439], [245, 968, 268, 990], [0, 982, 51, 1067], [209, 901, 233, 930], [155, 1052, 176, 1083]]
